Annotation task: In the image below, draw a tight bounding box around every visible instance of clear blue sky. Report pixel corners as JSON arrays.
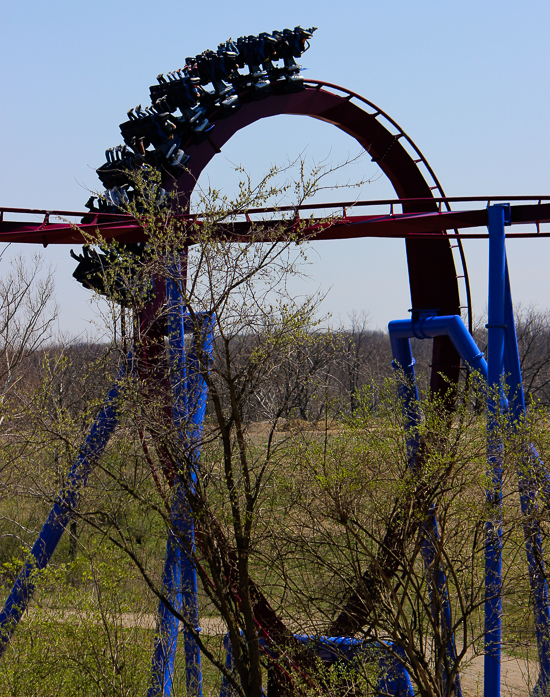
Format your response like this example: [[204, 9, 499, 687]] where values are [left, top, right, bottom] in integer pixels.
[[1, 0, 549, 337]]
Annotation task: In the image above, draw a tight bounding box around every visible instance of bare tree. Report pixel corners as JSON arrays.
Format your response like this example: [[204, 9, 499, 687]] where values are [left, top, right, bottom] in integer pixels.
[[514, 306, 550, 405], [0, 252, 57, 403], [473, 305, 550, 407]]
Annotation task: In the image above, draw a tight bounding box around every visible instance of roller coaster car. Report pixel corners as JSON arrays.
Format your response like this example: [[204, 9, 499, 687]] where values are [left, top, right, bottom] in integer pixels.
[[96, 152, 146, 190], [120, 111, 178, 149], [148, 83, 212, 135], [71, 244, 153, 306], [150, 75, 200, 113], [96, 141, 187, 196], [118, 113, 195, 170], [287, 26, 317, 55], [216, 42, 240, 72], [196, 51, 233, 94]]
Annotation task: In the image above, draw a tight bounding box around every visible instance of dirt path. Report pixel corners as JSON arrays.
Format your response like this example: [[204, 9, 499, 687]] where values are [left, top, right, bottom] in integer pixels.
[[25, 608, 227, 636], [459, 652, 539, 697]]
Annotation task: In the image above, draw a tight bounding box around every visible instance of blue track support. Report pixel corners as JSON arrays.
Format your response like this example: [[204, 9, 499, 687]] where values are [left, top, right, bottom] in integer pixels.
[[484, 205, 508, 697], [389, 333, 422, 464], [389, 313, 495, 694], [0, 358, 130, 657], [181, 312, 214, 697], [389, 328, 462, 697], [389, 316, 487, 376], [298, 636, 414, 696], [149, 514, 185, 697], [501, 266, 550, 696], [148, 264, 213, 697], [296, 636, 414, 696], [148, 270, 188, 697], [377, 644, 415, 697], [219, 634, 237, 697], [389, 305, 550, 696], [219, 633, 415, 697]]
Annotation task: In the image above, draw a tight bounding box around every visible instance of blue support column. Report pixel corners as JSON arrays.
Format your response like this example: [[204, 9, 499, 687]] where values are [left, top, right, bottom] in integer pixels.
[[0, 359, 130, 656], [181, 312, 214, 697], [501, 267, 550, 695], [389, 305, 550, 695], [149, 512, 185, 697], [148, 270, 188, 697], [219, 633, 237, 697], [389, 334, 421, 463], [148, 261, 213, 697], [390, 330, 462, 697], [220, 633, 416, 697], [389, 300, 550, 695], [484, 204, 508, 697]]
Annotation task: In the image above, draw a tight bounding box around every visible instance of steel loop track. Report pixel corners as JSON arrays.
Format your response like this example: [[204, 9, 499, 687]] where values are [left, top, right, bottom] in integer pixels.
[[303, 79, 473, 333]]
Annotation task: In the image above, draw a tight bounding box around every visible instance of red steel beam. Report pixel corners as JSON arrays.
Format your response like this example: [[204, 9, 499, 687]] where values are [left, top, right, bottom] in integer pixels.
[[1, 202, 549, 245]]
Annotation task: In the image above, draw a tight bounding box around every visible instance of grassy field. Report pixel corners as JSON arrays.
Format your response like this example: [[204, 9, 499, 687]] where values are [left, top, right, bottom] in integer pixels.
[[1, 391, 549, 696]]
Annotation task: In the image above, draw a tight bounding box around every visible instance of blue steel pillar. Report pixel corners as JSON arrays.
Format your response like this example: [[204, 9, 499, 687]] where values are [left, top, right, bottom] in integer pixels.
[[219, 634, 237, 697], [502, 268, 550, 696], [484, 204, 508, 697], [389, 334, 421, 462], [181, 312, 214, 697], [148, 270, 188, 697], [388, 302, 550, 695], [148, 262, 213, 697], [0, 359, 130, 656], [390, 327, 462, 697]]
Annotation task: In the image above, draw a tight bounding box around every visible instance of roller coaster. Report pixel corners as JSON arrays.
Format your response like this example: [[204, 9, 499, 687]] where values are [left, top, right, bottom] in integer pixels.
[[1, 26, 550, 697]]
